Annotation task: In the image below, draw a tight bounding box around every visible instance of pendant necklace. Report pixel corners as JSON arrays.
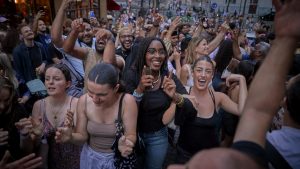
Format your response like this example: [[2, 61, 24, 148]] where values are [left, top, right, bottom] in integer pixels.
[[152, 71, 161, 88]]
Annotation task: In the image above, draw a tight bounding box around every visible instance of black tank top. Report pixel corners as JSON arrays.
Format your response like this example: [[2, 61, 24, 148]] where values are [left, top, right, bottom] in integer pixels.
[[177, 89, 222, 155]]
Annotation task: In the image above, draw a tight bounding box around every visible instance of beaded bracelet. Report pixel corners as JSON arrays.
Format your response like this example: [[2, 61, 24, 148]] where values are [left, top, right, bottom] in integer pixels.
[[133, 90, 144, 102]]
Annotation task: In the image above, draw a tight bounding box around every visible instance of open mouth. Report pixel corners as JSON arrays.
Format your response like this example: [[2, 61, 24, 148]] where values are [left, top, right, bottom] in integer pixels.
[[198, 79, 207, 86]]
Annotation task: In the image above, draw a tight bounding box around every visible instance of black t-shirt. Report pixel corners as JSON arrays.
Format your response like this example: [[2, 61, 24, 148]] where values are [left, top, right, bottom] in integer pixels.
[[124, 69, 187, 132], [232, 141, 268, 169], [0, 103, 29, 160]]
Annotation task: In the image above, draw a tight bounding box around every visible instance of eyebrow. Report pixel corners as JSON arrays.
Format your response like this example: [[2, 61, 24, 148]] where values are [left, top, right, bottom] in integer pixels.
[[87, 89, 107, 96]]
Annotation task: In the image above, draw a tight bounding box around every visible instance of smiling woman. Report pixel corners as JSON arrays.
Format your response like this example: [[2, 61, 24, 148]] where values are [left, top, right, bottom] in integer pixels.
[[123, 37, 187, 169], [172, 56, 248, 164]]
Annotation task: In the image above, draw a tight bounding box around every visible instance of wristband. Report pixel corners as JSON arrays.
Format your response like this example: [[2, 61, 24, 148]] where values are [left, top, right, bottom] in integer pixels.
[[133, 90, 143, 102]]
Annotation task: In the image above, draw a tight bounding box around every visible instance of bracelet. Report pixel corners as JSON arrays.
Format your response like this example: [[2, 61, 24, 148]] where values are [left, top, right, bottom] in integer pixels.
[[175, 94, 184, 107], [133, 90, 144, 102]]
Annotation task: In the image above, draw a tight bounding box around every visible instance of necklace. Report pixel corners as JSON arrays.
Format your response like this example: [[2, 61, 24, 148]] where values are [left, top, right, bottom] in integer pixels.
[[49, 97, 69, 128], [151, 71, 161, 88]]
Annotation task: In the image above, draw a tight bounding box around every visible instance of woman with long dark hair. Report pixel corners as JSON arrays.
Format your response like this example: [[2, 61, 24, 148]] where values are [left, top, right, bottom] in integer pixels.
[[124, 37, 187, 169]]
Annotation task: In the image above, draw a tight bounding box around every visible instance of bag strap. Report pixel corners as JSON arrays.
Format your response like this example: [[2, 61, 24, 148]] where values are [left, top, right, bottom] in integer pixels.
[[117, 93, 126, 123], [64, 56, 84, 81], [265, 139, 292, 169]]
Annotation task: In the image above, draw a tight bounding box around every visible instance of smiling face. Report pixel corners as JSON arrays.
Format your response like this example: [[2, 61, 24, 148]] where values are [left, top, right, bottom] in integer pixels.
[[45, 67, 70, 96], [78, 22, 93, 45], [145, 40, 167, 72], [87, 80, 118, 106], [195, 39, 209, 57], [119, 29, 133, 50], [193, 60, 214, 91]]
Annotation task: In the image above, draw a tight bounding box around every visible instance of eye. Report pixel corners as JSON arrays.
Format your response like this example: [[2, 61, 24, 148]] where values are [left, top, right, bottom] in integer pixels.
[[158, 49, 165, 55], [147, 48, 156, 55]]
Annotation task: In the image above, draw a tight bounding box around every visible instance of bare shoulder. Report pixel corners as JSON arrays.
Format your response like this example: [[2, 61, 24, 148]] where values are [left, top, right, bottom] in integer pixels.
[[123, 93, 136, 105]]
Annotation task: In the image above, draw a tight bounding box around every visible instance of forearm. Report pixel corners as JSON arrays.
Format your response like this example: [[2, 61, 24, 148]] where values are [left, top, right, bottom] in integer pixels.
[[51, 1, 68, 47], [20, 135, 34, 154], [103, 40, 116, 65], [162, 103, 176, 125], [62, 30, 79, 53], [234, 38, 297, 146], [232, 39, 242, 60], [237, 77, 247, 114], [70, 133, 88, 146], [32, 18, 39, 36], [208, 32, 225, 54], [192, 26, 203, 38]]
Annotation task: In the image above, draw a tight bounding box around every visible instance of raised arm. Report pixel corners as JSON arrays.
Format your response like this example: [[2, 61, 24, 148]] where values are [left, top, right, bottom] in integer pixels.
[[32, 11, 45, 36], [233, 0, 300, 147], [51, 0, 72, 47], [62, 18, 89, 60], [207, 22, 229, 54], [218, 74, 247, 116], [95, 29, 116, 65]]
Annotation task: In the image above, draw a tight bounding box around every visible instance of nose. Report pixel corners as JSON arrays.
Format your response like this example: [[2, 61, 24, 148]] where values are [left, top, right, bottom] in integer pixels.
[[0, 102, 5, 111]]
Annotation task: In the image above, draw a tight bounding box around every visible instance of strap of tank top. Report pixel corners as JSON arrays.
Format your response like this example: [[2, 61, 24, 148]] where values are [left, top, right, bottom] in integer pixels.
[[85, 94, 88, 114], [117, 93, 126, 123], [208, 89, 217, 112], [69, 96, 74, 110]]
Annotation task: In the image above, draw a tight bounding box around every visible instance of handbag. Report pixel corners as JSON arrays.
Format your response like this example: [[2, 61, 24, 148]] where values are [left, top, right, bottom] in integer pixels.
[[26, 79, 47, 98], [112, 93, 137, 169]]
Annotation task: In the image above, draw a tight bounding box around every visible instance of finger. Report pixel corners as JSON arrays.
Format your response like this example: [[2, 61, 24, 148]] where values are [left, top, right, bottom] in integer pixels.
[[125, 138, 134, 147], [23, 156, 43, 169], [168, 71, 173, 79], [0, 141, 8, 146], [119, 135, 126, 143], [6, 154, 36, 168], [161, 76, 168, 88], [1, 150, 11, 164], [142, 65, 147, 75]]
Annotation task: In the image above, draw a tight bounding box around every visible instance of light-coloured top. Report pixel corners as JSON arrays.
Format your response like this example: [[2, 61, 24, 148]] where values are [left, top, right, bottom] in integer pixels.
[[87, 120, 116, 153]]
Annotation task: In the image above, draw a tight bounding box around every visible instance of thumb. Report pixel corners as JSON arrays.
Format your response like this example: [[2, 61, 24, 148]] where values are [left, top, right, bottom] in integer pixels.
[[1, 151, 11, 164], [142, 65, 147, 76], [168, 71, 173, 79], [119, 135, 126, 143]]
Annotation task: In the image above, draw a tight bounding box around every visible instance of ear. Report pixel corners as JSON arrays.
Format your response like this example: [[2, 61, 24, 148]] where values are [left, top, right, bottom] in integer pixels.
[[114, 84, 120, 93], [19, 34, 23, 40], [66, 81, 71, 89]]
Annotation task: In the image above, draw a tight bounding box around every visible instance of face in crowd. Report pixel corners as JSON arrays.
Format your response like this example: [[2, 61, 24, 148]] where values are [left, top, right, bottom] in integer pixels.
[[38, 20, 47, 33], [145, 40, 167, 72], [20, 26, 35, 41], [119, 28, 133, 51], [78, 22, 93, 46], [87, 63, 120, 106], [44, 65, 71, 96], [192, 57, 214, 91]]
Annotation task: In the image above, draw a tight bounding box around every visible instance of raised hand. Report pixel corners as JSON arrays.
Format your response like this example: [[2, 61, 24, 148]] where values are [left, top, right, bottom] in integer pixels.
[[162, 71, 176, 98], [15, 117, 33, 137], [118, 135, 134, 157], [170, 16, 181, 31], [137, 66, 154, 92], [225, 74, 245, 87], [273, 0, 300, 39], [0, 129, 8, 146], [0, 151, 42, 169], [95, 28, 113, 42], [71, 18, 85, 33], [64, 109, 75, 128]]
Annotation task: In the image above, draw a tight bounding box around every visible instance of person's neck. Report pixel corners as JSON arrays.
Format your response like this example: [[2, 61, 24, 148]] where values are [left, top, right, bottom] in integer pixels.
[[48, 94, 68, 106], [191, 86, 208, 97], [24, 39, 34, 47], [95, 51, 103, 59]]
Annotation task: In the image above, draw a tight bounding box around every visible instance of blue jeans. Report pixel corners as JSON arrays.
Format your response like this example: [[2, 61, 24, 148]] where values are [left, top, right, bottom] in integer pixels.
[[140, 127, 168, 169]]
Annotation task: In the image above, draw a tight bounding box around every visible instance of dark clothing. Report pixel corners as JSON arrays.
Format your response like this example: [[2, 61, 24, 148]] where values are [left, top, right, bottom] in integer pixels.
[[232, 141, 268, 169], [116, 41, 140, 74], [13, 41, 47, 83], [175, 90, 222, 158], [124, 68, 187, 133], [0, 103, 29, 161]]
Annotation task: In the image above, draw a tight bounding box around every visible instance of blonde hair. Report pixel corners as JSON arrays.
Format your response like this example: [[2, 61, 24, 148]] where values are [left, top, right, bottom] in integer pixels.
[[185, 36, 207, 65]]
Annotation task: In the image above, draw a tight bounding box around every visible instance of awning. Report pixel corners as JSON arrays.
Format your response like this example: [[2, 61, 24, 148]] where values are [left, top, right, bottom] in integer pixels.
[[107, 0, 121, 11]]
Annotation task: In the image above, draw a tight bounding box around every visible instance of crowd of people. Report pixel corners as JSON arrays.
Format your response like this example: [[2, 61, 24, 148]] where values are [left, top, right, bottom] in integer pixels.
[[0, 0, 299, 168]]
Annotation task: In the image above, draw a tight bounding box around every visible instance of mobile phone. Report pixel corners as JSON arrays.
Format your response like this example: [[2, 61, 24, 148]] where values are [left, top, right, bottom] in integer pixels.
[[145, 67, 152, 76], [89, 11, 95, 18]]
